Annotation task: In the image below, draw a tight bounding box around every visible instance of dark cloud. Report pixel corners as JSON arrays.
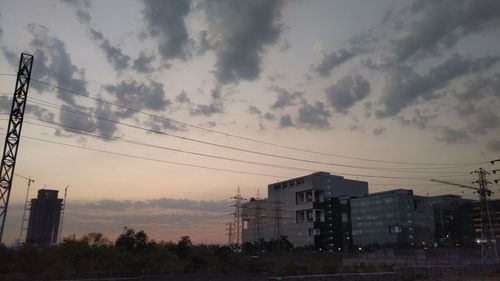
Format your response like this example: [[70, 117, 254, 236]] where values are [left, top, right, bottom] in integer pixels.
[[197, 30, 210, 55], [190, 87, 223, 116], [263, 112, 275, 121], [93, 101, 119, 136], [313, 49, 357, 77], [142, 0, 191, 61], [376, 54, 498, 118], [279, 114, 293, 128], [175, 91, 191, 104], [132, 51, 155, 74], [89, 28, 131, 72], [325, 75, 370, 114], [1, 47, 17, 67], [467, 110, 499, 135], [248, 105, 262, 115], [59, 104, 97, 134], [204, 0, 284, 84], [27, 104, 55, 123], [296, 101, 330, 129], [397, 109, 436, 130], [26, 24, 89, 106], [435, 127, 470, 144], [393, 0, 500, 61], [454, 73, 500, 102], [270, 86, 302, 110], [487, 140, 500, 152], [142, 116, 185, 132], [373, 127, 387, 136], [61, 0, 92, 24], [104, 79, 170, 118]]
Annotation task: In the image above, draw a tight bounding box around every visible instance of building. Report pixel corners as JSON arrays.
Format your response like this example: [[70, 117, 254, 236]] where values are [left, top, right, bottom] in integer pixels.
[[428, 195, 475, 247], [350, 189, 435, 247], [26, 189, 63, 247], [242, 172, 368, 250], [471, 198, 500, 243]]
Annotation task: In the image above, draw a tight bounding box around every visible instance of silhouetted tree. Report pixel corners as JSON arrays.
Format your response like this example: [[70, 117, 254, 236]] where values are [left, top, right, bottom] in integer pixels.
[[177, 236, 192, 258]]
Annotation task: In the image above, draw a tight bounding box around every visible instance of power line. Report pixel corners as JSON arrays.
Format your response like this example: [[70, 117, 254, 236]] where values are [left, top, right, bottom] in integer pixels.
[[24, 97, 472, 176], [28, 78, 487, 167]]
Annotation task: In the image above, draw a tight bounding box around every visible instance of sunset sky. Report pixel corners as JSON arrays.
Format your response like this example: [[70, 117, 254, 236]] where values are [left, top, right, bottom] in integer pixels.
[[0, 0, 499, 245]]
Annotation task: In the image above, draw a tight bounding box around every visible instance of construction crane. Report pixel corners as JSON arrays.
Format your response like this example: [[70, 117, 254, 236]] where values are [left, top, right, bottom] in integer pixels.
[[58, 185, 69, 243], [18, 175, 34, 242], [0, 53, 34, 243], [431, 168, 498, 265]]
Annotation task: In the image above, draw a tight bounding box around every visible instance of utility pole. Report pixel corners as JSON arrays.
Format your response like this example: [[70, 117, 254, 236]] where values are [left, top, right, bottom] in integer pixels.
[[58, 185, 69, 243], [431, 166, 499, 264], [18, 175, 34, 242], [0, 53, 33, 243]]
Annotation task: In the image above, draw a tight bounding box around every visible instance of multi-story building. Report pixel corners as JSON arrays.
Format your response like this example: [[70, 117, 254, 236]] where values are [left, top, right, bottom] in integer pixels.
[[26, 189, 63, 247], [471, 198, 500, 243], [350, 189, 435, 247], [428, 195, 475, 247], [242, 171, 368, 250]]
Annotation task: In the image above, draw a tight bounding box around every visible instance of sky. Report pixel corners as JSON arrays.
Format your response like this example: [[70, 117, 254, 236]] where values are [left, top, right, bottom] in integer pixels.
[[0, 0, 499, 245]]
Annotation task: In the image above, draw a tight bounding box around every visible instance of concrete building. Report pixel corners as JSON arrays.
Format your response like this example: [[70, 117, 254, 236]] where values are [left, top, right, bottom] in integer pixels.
[[26, 189, 63, 247], [351, 189, 435, 247], [428, 195, 475, 247], [242, 172, 368, 250], [471, 198, 500, 243]]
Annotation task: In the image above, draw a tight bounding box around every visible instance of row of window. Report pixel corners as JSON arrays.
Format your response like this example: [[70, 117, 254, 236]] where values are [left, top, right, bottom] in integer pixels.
[[272, 178, 305, 190]]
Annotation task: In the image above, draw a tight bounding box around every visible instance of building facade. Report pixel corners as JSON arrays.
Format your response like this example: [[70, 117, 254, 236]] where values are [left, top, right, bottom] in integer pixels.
[[350, 189, 435, 247], [242, 172, 368, 250], [26, 189, 63, 247], [428, 195, 475, 247]]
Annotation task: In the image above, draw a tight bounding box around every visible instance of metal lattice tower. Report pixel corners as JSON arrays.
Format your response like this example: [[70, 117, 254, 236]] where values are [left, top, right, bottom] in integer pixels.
[[225, 222, 234, 245], [231, 186, 245, 246], [58, 185, 69, 243], [0, 53, 34, 243], [253, 189, 263, 241]]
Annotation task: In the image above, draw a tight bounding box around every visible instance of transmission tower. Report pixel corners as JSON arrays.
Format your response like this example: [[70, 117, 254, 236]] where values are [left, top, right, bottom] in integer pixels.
[[225, 222, 234, 245], [272, 200, 284, 240], [431, 166, 498, 264], [231, 186, 245, 246], [0, 53, 34, 243], [18, 175, 34, 242]]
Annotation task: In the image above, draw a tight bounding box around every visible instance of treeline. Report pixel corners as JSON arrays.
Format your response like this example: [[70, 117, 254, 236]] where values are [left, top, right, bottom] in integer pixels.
[[0, 228, 322, 279]]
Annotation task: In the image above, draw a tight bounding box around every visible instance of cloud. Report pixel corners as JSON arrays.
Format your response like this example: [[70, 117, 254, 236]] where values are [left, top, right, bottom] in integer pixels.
[[27, 104, 55, 123], [435, 127, 470, 144], [190, 87, 223, 116], [325, 75, 370, 114], [59, 104, 97, 134], [376, 54, 498, 118], [270, 86, 302, 110], [248, 105, 262, 115], [93, 101, 119, 136], [142, 0, 191, 61], [89, 28, 131, 72], [467, 110, 499, 135], [373, 127, 387, 136], [142, 116, 185, 132], [487, 140, 500, 152], [313, 49, 357, 77], [454, 73, 500, 102], [393, 0, 500, 62], [133, 51, 155, 74], [397, 109, 436, 130], [61, 0, 92, 24], [175, 91, 191, 104], [296, 100, 330, 129], [204, 0, 285, 84], [197, 30, 210, 56], [104, 79, 170, 118], [27, 24, 89, 106], [279, 114, 293, 128]]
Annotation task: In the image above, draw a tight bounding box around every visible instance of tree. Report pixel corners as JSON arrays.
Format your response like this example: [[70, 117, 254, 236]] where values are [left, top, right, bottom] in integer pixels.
[[177, 236, 192, 258]]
